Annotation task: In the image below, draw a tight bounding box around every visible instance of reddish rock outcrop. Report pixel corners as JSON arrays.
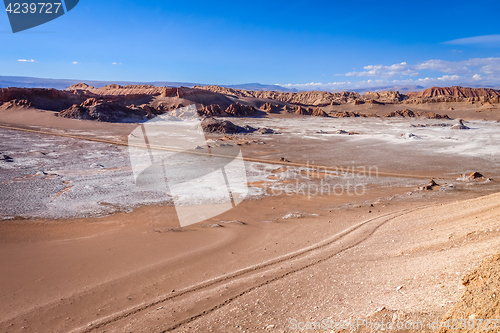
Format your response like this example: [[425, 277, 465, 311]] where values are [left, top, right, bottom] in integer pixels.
[[67, 83, 94, 90], [261, 102, 280, 113], [407, 86, 500, 99], [384, 109, 450, 119], [331, 111, 366, 118], [405, 86, 500, 104], [81, 98, 99, 107], [224, 103, 257, 116], [0, 87, 88, 111], [311, 107, 328, 117], [294, 106, 311, 115], [365, 99, 383, 105], [199, 104, 223, 117], [139, 104, 161, 119], [2, 99, 33, 109]]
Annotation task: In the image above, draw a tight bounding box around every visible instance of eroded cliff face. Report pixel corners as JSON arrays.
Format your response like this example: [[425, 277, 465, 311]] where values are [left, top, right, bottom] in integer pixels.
[[0, 87, 92, 111], [362, 91, 407, 103], [405, 86, 500, 104], [195, 85, 362, 106], [2, 84, 499, 122]]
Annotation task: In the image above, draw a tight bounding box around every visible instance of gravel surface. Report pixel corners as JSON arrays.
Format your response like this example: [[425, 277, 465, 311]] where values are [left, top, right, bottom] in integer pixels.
[[0, 128, 171, 219]]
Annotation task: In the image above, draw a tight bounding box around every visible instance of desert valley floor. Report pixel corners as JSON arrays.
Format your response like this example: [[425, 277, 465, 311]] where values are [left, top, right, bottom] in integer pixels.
[[1, 85, 500, 332]]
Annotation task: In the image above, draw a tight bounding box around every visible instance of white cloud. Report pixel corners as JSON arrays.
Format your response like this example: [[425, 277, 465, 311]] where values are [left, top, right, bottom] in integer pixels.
[[111, 62, 122, 65], [344, 62, 419, 77], [415, 59, 470, 74], [277, 74, 492, 92], [415, 58, 500, 75], [444, 34, 500, 47], [279, 57, 500, 91], [338, 57, 500, 79], [72, 61, 78, 65], [18, 59, 35, 62]]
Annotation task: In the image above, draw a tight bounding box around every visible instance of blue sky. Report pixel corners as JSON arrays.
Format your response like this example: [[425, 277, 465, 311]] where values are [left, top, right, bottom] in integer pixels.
[[1, 0, 500, 90]]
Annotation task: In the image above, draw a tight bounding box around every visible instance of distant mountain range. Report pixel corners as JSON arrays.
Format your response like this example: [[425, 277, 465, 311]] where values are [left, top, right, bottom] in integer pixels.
[[1, 75, 499, 94], [348, 85, 426, 94]]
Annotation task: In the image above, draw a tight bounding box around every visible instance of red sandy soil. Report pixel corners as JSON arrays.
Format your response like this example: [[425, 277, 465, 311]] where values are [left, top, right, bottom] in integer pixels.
[[0, 186, 499, 332]]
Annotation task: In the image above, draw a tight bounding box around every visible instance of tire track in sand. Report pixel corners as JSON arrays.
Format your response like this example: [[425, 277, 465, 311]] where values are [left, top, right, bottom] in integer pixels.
[[0, 123, 435, 180], [73, 205, 428, 333]]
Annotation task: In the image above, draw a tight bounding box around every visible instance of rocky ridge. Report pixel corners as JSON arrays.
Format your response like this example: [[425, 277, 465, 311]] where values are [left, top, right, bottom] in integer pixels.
[[405, 86, 500, 104], [2, 84, 499, 122], [195, 85, 362, 106]]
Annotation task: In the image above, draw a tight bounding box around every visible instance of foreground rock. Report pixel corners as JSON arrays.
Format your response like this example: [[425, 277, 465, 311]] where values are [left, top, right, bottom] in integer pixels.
[[418, 179, 439, 190], [400, 132, 421, 139], [439, 252, 500, 333], [0, 153, 13, 162], [256, 127, 279, 134], [201, 118, 279, 135], [201, 118, 248, 134], [58, 100, 147, 122], [451, 119, 470, 130], [457, 171, 484, 180]]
